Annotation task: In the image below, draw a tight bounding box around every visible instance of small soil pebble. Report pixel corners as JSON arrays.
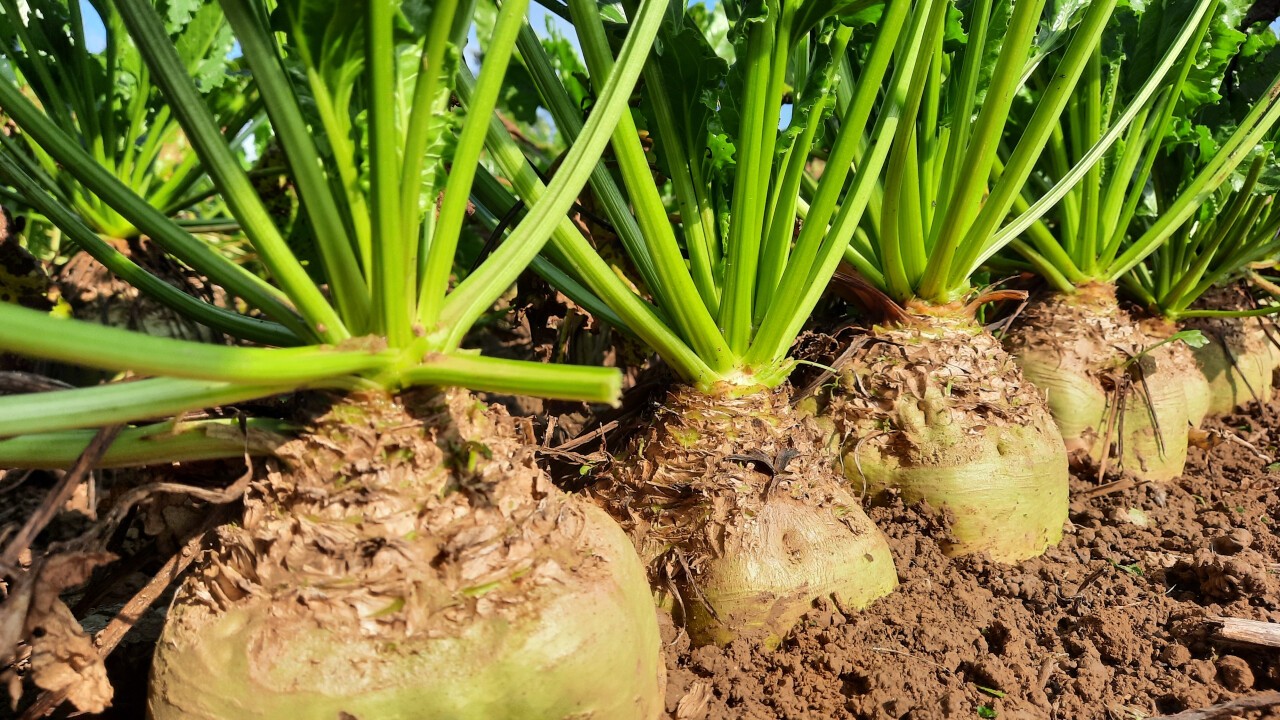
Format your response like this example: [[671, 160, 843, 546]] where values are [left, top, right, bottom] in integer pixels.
[[1160, 643, 1192, 668]]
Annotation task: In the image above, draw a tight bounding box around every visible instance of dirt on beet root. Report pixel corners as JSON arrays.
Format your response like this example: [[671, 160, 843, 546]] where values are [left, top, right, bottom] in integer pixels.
[[660, 401, 1280, 720]]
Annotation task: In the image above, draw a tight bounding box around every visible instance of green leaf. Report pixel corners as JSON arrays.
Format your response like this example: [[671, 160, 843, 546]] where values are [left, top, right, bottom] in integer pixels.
[[541, 19, 593, 115], [1027, 0, 1092, 75], [599, 0, 627, 24], [977, 705, 997, 719], [961, 0, 1015, 110], [273, 0, 366, 68], [1179, 0, 1250, 110], [0, 0, 238, 238], [163, 0, 203, 32], [794, 0, 882, 38], [1125, 329, 1210, 367], [476, 0, 541, 127], [775, 21, 843, 156], [1110, 559, 1144, 575], [1173, 329, 1208, 347], [171, 0, 236, 92], [686, 1, 735, 61], [645, 4, 731, 179]]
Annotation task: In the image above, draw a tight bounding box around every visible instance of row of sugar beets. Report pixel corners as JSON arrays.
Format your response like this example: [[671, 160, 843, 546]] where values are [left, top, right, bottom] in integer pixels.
[[117, 0, 1280, 716], [0, 0, 1279, 718], [580, 0, 1280, 710], [552, 0, 1280, 712]]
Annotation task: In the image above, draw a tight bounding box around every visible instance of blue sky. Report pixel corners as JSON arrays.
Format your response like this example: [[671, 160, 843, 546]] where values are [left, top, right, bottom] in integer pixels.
[[80, 1, 106, 51]]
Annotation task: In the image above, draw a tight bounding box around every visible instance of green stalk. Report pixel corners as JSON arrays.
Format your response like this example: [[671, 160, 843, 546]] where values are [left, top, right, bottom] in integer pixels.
[[932, 0, 992, 243], [971, 1, 1216, 273], [1096, 100, 1156, 260], [418, 0, 529, 332], [220, 0, 371, 333], [0, 419, 291, 469], [101, 8, 122, 169], [1166, 161, 1266, 304], [116, 0, 346, 342], [512, 22, 663, 297], [0, 379, 302, 437], [1108, 71, 1280, 281], [294, 54, 373, 275], [1164, 196, 1272, 313], [718, 15, 772, 351], [1176, 304, 1280, 319], [745, 0, 918, 367], [1077, 48, 1103, 269], [1010, 239, 1077, 293], [1158, 222, 1187, 299], [521, 0, 730, 370], [719, 8, 794, 354], [1189, 251, 1280, 307], [1064, 95, 1087, 267], [0, 0, 77, 132], [126, 106, 177, 195], [401, 353, 621, 405], [686, 133, 722, 278], [116, 62, 152, 192], [1175, 184, 1211, 276], [0, 154, 298, 347], [67, 0, 106, 165], [920, 23, 944, 232], [644, 58, 721, 314], [469, 99, 714, 386], [0, 303, 393, 384], [916, 0, 1049, 301], [760, 0, 914, 296], [365, 0, 409, 343], [147, 149, 210, 214], [842, 244, 888, 290], [898, 127, 927, 279], [881, 0, 948, 300], [0, 128, 69, 207], [400, 0, 461, 250], [945, 0, 1117, 292], [755, 26, 853, 320], [1007, 199, 1087, 284], [753, 92, 829, 315], [1098, 8, 1220, 270], [439, 0, 680, 350], [465, 176, 630, 330], [740, 0, 795, 333]]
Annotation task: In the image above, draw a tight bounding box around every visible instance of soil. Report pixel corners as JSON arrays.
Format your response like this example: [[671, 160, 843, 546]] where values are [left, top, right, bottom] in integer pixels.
[[3, 398, 1280, 719]]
